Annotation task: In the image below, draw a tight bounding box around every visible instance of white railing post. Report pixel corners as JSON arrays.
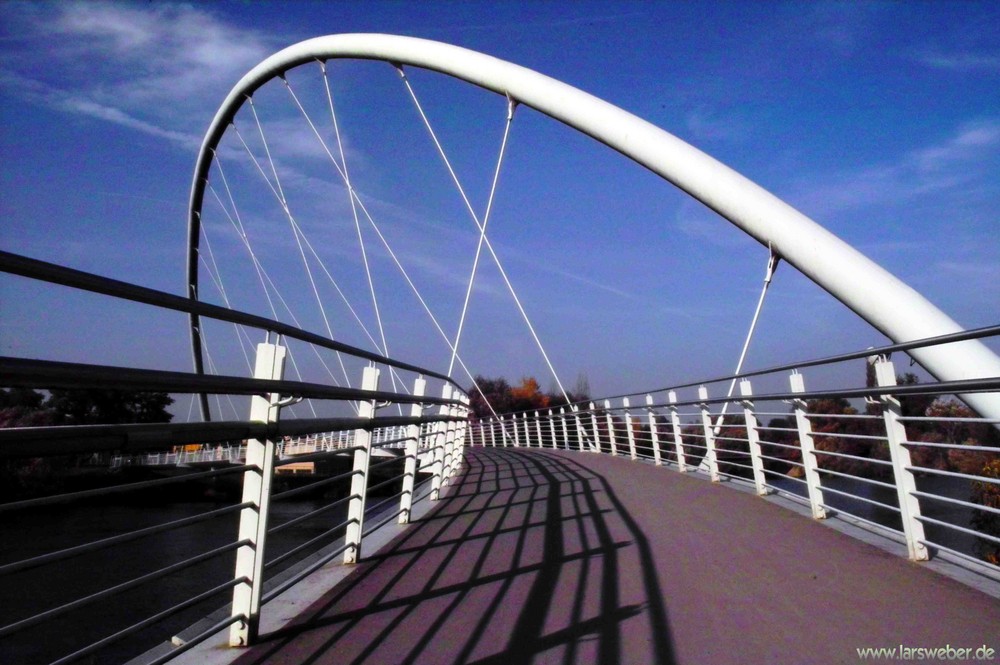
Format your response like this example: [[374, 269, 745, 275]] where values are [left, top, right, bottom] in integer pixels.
[[573, 407, 586, 452], [431, 384, 451, 501], [789, 371, 827, 520], [698, 386, 721, 482], [512, 414, 521, 447], [873, 357, 929, 561], [559, 408, 569, 450], [739, 379, 768, 496], [589, 402, 601, 453], [535, 411, 544, 448], [646, 395, 662, 466], [668, 393, 687, 471], [343, 365, 380, 564], [443, 395, 458, 484], [488, 418, 496, 447], [399, 376, 425, 525], [623, 398, 638, 460], [230, 342, 285, 647], [452, 393, 468, 477], [604, 400, 618, 456]]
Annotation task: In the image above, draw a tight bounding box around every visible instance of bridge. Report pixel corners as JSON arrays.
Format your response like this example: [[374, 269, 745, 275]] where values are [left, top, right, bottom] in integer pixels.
[[1, 34, 999, 665]]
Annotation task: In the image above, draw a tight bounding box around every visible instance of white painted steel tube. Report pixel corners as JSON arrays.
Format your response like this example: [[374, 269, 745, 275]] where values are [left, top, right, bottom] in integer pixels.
[[188, 34, 1000, 419]]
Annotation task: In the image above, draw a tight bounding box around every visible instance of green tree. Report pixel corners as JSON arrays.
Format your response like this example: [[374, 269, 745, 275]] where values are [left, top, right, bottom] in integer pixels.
[[44, 388, 173, 425]]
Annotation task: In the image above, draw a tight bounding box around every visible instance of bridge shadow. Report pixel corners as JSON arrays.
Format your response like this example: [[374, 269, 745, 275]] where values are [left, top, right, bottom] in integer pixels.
[[232, 447, 677, 665]]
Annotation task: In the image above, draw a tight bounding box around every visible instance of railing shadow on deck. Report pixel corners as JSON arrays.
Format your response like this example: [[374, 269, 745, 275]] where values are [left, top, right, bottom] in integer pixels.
[[229, 447, 677, 665]]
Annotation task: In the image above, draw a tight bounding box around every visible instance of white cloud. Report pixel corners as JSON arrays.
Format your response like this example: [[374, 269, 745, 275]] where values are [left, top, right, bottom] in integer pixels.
[[1, 2, 278, 141], [784, 119, 1000, 215], [917, 52, 1000, 72]]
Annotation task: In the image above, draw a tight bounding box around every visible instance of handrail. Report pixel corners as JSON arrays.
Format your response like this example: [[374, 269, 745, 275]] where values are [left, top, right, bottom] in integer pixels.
[[0, 250, 460, 389], [540, 325, 1000, 413], [471, 337, 1000, 588], [0, 356, 461, 406], [0, 408, 466, 458]]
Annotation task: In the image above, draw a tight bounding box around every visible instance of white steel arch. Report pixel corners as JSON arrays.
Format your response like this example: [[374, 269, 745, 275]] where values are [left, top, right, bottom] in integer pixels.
[[187, 33, 1000, 419]]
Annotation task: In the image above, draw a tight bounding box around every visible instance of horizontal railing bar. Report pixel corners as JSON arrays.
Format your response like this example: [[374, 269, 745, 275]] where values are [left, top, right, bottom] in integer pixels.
[[274, 445, 364, 466], [758, 453, 803, 466], [363, 505, 405, 536], [906, 465, 1000, 486], [0, 412, 465, 459], [260, 542, 350, 605], [270, 470, 360, 502], [816, 483, 901, 510], [49, 576, 248, 665], [910, 490, 1000, 517], [806, 431, 887, 442], [0, 464, 253, 513], [366, 474, 403, 495], [915, 515, 1000, 546], [810, 448, 894, 467], [757, 439, 801, 451], [899, 415, 1000, 424], [0, 538, 248, 638], [717, 459, 755, 472], [364, 489, 407, 517], [144, 613, 247, 665], [265, 518, 351, 571], [0, 501, 251, 577], [821, 506, 903, 536], [372, 435, 415, 449], [0, 249, 458, 387], [0, 356, 463, 407], [502, 375, 1000, 421], [901, 440, 1000, 453], [268, 493, 355, 535], [763, 477, 809, 492], [367, 456, 405, 473], [605, 323, 1000, 403]]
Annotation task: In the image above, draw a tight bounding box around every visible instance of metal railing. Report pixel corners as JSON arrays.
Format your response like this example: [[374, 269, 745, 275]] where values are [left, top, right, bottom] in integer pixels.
[[470, 325, 1000, 581], [0, 250, 470, 664]]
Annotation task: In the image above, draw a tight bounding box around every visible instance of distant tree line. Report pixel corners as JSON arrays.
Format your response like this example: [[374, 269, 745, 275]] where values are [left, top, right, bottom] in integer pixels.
[[467, 375, 591, 422], [1, 387, 174, 500]]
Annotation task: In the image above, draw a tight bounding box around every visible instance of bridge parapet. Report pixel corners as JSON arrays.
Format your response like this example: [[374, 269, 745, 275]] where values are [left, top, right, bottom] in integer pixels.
[[471, 326, 1000, 580]]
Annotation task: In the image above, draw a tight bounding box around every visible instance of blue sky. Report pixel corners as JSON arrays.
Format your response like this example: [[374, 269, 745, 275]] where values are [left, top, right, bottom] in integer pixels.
[[1, 1, 998, 417]]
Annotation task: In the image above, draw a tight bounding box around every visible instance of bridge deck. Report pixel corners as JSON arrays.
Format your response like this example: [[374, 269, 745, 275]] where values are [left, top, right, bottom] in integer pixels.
[[229, 447, 1000, 665]]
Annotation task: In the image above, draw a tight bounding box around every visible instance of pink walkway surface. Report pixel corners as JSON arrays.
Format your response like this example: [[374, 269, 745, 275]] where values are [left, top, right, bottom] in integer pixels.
[[232, 447, 1000, 665]]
